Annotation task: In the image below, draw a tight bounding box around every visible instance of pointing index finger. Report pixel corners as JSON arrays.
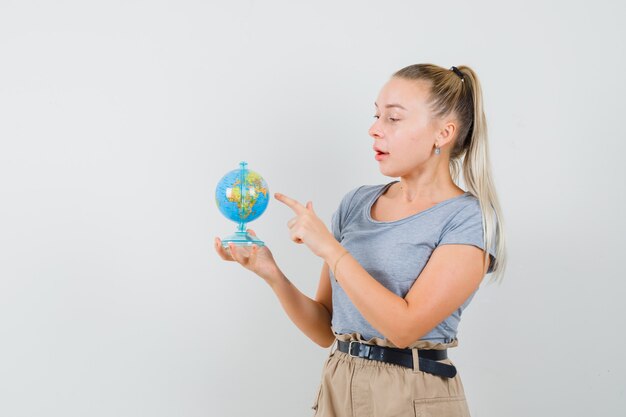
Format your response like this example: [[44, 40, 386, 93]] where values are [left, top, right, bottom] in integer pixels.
[[275, 193, 306, 214]]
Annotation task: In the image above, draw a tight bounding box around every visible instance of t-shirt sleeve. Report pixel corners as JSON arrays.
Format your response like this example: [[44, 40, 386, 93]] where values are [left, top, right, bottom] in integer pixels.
[[437, 201, 497, 274], [330, 186, 363, 243]]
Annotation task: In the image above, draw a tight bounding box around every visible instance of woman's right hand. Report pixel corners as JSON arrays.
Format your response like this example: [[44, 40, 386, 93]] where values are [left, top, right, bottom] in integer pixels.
[[214, 229, 281, 285]]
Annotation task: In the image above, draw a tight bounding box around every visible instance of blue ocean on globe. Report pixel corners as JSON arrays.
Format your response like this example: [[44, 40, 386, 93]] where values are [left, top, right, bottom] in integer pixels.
[[215, 166, 269, 225]]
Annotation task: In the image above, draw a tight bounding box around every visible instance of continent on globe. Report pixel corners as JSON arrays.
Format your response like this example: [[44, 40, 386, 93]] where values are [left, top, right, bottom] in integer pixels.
[[216, 161, 269, 247], [226, 172, 268, 220]]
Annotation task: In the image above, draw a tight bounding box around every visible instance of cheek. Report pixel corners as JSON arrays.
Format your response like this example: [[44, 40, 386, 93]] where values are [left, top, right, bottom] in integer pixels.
[[391, 133, 434, 165], [395, 126, 430, 150]]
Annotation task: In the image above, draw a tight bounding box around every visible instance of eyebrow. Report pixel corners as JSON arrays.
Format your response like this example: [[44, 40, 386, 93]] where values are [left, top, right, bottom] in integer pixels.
[[374, 102, 408, 110]]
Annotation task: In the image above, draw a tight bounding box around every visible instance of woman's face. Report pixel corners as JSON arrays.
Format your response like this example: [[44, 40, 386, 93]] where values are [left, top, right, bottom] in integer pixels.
[[369, 77, 442, 177]]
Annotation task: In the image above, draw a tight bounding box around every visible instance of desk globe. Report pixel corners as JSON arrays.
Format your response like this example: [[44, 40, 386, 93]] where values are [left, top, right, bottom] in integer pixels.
[[215, 161, 269, 247]]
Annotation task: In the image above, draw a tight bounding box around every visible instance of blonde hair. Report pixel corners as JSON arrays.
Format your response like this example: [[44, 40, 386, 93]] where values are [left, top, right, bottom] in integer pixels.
[[393, 63, 507, 284]]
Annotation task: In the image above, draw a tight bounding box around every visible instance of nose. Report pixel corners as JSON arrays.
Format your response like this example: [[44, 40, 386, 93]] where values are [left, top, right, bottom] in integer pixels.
[[369, 119, 383, 139]]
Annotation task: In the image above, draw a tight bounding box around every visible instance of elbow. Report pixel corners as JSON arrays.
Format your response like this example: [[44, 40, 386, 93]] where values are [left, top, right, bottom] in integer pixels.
[[314, 333, 336, 349], [320, 339, 335, 349], [389, 336, 410, 350], [384, 302, 420, 349], [390, 334, 421, 350], [387, 323, 423, 349], [386, 327, 411, 349]]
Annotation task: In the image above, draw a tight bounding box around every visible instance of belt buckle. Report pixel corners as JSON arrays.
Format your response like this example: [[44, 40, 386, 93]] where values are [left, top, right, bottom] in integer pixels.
[[348, 341, 358, 358]]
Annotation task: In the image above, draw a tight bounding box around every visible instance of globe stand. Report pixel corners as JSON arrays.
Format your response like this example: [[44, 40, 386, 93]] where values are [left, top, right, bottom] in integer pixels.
[[220, 221, 265, 248]]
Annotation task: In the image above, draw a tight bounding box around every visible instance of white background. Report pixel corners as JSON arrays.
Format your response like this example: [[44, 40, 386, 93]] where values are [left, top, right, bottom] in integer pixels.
[[1, 1, 624, 416]]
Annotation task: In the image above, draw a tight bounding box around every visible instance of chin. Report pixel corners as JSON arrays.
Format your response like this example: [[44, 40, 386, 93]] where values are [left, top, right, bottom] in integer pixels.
[[378, 166, 402, 178], [379, 158, 427, 177]]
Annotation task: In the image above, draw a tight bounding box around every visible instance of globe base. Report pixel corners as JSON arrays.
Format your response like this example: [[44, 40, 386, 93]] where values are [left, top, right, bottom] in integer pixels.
[[220, 231, 265, 248]]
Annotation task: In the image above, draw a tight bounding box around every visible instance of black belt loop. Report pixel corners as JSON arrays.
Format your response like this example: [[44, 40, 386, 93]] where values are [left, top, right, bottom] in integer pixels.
[[336, 340, 457, 379]]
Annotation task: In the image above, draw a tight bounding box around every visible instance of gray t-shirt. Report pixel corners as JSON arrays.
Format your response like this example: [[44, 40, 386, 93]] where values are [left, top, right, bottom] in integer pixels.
[[330, 180, 497, 344]]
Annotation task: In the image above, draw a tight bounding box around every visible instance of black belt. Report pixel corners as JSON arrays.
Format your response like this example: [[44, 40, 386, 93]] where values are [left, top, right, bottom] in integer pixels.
[[336, 340, 457, 378]]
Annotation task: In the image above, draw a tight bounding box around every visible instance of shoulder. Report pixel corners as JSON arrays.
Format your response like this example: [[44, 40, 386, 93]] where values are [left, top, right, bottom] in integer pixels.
[[437, 193, 497, 252], [444, 192, 483, 221], [436, 194, 486, 238]]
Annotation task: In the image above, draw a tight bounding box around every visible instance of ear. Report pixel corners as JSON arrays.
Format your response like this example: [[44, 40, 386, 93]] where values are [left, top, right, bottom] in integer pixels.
[[436, 119, 457, 149]]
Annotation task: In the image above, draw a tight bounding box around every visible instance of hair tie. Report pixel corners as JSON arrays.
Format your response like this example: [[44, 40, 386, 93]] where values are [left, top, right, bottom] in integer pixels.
[[450, 66, 465, 82]]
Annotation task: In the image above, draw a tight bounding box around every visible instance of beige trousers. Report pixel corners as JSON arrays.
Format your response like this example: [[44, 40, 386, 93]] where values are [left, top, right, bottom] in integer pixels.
[[311, 333, 471, 417]]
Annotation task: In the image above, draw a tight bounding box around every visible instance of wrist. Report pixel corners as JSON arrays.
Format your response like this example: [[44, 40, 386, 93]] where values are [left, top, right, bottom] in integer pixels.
[[324, 243, 349, 276], [321, 240, 341, 262], [266, 268, 288, 289]]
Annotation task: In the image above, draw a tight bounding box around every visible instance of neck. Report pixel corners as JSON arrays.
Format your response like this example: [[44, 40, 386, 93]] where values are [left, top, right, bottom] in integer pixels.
[[395, 174, 461, 203]]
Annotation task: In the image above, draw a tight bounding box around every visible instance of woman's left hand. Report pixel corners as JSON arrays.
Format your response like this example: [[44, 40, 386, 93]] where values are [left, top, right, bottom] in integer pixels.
[[274, 192, 339, 259]]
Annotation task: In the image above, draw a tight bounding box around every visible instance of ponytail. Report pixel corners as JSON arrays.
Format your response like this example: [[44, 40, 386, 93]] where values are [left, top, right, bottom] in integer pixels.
[[393, 64, 508, 284]]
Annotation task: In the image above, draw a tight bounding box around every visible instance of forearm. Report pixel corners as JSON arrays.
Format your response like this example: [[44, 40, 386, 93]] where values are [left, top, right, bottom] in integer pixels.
[[268, 271, 335, 348]]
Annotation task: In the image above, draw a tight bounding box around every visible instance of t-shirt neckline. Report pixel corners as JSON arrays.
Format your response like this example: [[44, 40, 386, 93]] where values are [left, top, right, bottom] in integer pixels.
[[366, 181, 470, 225]]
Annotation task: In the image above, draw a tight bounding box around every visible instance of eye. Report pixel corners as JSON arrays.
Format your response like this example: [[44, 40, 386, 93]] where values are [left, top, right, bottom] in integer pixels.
[[372, 115, 380, 119], [389, 117, 400, 122]]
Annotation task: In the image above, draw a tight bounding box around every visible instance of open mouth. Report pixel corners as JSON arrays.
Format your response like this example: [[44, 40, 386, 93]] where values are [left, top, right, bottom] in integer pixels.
[[375, 151, 390, 161]]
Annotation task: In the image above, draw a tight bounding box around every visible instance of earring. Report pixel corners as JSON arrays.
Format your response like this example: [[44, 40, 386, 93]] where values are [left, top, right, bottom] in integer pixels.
[[435, 146, 441, 155]]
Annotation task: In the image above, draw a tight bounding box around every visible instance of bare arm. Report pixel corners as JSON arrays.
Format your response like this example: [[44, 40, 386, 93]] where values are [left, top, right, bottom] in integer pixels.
[[214, 231, 334, 348], [268, 262, 335, 348], [325, 242, 490, 348], [271, 192, 491, 349]]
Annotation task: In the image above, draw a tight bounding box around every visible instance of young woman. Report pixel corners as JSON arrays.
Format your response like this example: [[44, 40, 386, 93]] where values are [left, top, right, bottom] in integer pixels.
[[215, 63, 507, 417]]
